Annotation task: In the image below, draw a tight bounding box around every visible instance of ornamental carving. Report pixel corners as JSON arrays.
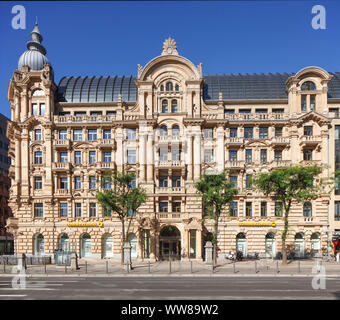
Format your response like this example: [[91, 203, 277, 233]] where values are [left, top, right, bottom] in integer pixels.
[[161, 37, 178, 56]]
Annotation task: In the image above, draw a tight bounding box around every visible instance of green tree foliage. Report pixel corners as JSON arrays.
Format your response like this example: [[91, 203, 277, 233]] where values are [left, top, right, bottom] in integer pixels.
[[195, 170, 238, 266], [96, 171, 147, 264], [253, 165, 324, 264]]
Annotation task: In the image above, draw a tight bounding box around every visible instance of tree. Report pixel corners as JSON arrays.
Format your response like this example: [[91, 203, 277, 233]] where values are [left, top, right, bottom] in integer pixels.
[[253, 165, 324, 265], [195, 170, 238, 267], [96, 171, 147, 264]]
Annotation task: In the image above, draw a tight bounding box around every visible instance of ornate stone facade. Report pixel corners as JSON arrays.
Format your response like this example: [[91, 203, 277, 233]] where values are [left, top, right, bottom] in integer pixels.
[[6, 25, 340, 260]]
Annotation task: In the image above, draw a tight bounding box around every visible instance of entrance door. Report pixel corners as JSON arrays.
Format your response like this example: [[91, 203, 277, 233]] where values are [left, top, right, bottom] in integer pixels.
[[265, 233, 276, 258], [103, 234, 113, 258], [81, 234, 91, 258], [159, 226, 181, 260], [236, 233, 247, 257], [294, 233, 305, 258]]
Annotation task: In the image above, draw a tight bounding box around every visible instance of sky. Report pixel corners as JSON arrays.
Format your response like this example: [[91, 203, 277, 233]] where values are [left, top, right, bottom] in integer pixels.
[[0, 0, 339, 119]]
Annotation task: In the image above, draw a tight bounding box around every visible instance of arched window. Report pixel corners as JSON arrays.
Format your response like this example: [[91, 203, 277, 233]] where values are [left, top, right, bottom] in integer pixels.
[[34, 234, 44, 256], [172, 125, 180, 137], [301, 81, 316, 91], [303, 202, 312, 217], [166, 82, 173, 92], [171, 99, 178, 113], [175, 84, 179, 91], [59, 233, 69, 251], [160, 125, 168, 137], [160, 85, 164, 92], [161, 100, 168, 113]]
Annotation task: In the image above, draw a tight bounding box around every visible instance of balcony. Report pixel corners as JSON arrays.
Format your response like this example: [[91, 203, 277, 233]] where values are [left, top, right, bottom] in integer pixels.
[[52, 162, 71, 171], [55, 189, 70, 196], [157, 212, 181, 219], [156, 160, 185, 168], [96, 162, 115, 170], [54, 139, 70, 148], [300, 135, 321, 147], [155, 187, 185, 194], [225, 113, 289, 121], [271, 137, 289, 146], [225, 137, 243, 146], [304, 217, 314, 223], [53, 115, 116, 124], [158, 135, 181, 144], [271, 160, 291, 168], [225, 160, 245, 169], [99, 139, 115, 147]]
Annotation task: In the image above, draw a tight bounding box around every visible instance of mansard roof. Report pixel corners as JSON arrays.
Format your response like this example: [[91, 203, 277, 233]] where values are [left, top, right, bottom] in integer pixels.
[[56, 72, 340, 103]]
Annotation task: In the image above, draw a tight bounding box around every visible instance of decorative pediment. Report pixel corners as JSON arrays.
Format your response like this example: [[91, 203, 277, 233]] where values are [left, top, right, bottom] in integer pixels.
[[295, 111, 330, 126], [72, 141, 94, 149], [244, 140, 270, 147]]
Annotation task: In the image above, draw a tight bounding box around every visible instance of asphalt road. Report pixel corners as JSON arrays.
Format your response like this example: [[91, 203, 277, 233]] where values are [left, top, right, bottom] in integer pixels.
[[0, 276, 339, 300]]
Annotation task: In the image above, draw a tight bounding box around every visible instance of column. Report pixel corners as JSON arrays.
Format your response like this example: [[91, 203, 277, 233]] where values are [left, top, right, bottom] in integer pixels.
[[193, 131, 201, 180], [216, 125, 225, 173], [115, 127, 124, 171], [146, 133, 154, 182], [139, 133, 147, 182], [196, 229, 202, 259], [186, 133, 193, 181]]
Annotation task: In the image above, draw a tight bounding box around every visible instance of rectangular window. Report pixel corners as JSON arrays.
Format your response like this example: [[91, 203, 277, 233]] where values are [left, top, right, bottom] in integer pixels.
[[60, 203, 68, 217], [75, 176, 81, 189], [204, 149, 213, 163], [204, 128, 213, 139], [204, 205, 213, 217], [103, 206, 111, 217], [275, 127, 283, 137], [303, 126, 313, 136], [303, 149, 313, 161], [88, 129, 97, 141], [172, 202, 181, 213], [35, 129, 42, 141], [127, 150, 136, 164], [245, 149, 252, 163], [59, 129, 67, 140], [272, 108, 284, 113], [103, 177, 111, 189], [104, 152, 111, 163], [159, 202, 168, 212], [103, 129, 111, 139], [73, 129, 83, 141], [239, 109, 251, 114], [159, 176, 168, 187], [89, 203, 96, 217], [229, 128, 237, 138], [127, 129, 136, 140], [256, 109, 268, 114], [89, 151, 96, 164], [60, 152, 68, 163], [260, 149, 267, 163], [245, 175, 252, 189], [275, 202, 283, 217], [246, 202, 252, 217], [172, 148, 181, 161], [229, 150, 237, 161], [89, 176, 96, 189], [32, 103, 38, 116], [244, 127, 253, 139], [34, 176, 42, 190], [159, 149, 168, 161], [74, 151, 82, 165], [274, 150, 282, 161], [301, 95, 307, 112], [75, 203, 82, 217], [40, 103, 45, 116], [34, 203, 43, 217], [261, 202, 267, 217], [34, 151, 43, 164], [129, 176, 136, 188], [172, 176, 181, 187], [259, 127, 268, 139], [230, 202, 238, 217], [335, 201, 340, 221], [60, 177, 68, 189], [310, 95, 316, 111], [229, 175, 237, 188]]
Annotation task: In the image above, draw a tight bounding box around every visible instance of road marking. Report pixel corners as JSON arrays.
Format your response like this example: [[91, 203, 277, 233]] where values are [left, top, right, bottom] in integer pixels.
[[0, 288, 59, 291], [0, 295, 27, 297]]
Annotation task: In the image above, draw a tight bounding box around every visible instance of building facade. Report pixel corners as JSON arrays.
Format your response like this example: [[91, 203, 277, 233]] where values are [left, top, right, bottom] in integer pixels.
[[6, 23, 340, 260]]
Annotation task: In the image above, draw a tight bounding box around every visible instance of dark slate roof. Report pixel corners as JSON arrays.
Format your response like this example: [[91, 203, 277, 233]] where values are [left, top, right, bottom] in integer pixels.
[[56, 72, 340, 103]]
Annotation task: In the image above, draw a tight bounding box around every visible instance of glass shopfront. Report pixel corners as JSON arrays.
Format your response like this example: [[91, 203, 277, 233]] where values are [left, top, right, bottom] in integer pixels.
[[159, 226, 181, 260]]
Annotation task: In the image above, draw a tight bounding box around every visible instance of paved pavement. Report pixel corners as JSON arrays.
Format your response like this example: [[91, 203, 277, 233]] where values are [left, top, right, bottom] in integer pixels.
[[0, 276, 339, 300], [1, 258, 339, 277]]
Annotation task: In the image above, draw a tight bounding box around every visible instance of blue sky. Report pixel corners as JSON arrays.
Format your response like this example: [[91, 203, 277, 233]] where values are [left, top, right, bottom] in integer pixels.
[[0, 0, 339, 119]]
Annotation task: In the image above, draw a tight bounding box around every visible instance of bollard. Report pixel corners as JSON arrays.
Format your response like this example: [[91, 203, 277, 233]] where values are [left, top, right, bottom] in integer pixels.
[[106, 261, 108, 274], [190, 261, 193, 274], [126, 262, 129, 274], [85, 261, 88, 274], [169, 259, 171, 274], [254, 261, 257, 274], [276, 261, 279, 274], [44, 261, 47, 274], [233, 261, 236, 273], [65, 264, 67, 274], [148, 261, 150, 274], [211, 264, 214, 274], [298, 261, 301, 273], [3, 262, 5, 274]]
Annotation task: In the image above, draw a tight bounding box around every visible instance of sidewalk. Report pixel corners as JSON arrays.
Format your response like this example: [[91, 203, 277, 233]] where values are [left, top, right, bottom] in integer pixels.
[[1, 257, 339, 277]]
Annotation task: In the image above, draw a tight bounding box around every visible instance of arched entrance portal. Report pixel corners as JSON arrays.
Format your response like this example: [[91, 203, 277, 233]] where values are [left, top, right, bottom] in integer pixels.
[[265, 232, 276, 258], [160, 225, 181, 260]]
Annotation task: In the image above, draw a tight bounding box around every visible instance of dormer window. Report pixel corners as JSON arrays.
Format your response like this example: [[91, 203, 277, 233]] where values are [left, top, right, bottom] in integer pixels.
[[301, 81, 316, 91]]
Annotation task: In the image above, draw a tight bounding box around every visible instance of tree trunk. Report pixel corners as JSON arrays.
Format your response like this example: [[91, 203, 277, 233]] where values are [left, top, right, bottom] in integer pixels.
[[213, 214, 219, 267], [121, 218, 125, 265], [281, 209, 289, 265]]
